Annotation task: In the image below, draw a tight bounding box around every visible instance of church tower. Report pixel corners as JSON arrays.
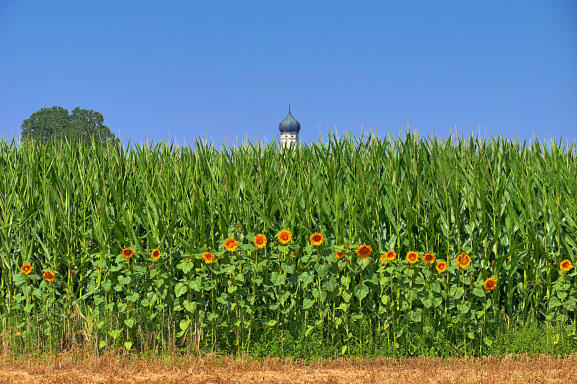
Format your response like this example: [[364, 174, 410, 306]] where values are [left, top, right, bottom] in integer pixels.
[[279, 104, 300, 148]]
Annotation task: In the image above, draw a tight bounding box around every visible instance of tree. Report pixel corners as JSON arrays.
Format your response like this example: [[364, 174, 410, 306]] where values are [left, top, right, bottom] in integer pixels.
[[21, 106, 118, 144]]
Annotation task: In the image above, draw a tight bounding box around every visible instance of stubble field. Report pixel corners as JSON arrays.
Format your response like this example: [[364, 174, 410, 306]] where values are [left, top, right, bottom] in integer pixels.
[[0, 354, 575, 384]]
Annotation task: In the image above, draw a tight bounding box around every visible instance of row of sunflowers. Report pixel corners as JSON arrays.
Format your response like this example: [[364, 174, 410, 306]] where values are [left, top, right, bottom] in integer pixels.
[[7, 227, 577, 357], [19, 230, 574, 289]]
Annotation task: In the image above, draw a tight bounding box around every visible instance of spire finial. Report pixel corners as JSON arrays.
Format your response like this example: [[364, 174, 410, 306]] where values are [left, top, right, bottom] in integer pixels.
[[288, 103, 291, 114]]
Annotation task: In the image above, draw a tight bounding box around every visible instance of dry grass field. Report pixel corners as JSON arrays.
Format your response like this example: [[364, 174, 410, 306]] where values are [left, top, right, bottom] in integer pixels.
[[0, 354, 575, 384]]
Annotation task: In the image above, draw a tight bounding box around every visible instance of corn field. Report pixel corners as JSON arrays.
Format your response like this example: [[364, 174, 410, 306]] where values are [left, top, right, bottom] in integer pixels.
[[0, 134, 576, 357]]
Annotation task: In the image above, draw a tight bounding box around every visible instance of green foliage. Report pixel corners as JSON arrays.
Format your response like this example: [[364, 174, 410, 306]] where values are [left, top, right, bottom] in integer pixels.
[[0, 133, 576, 357], [20, 106, 117, 144]]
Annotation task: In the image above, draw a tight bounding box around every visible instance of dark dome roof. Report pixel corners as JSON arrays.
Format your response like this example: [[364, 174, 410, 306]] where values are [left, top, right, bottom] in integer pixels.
[[279, 105, 300, 133]]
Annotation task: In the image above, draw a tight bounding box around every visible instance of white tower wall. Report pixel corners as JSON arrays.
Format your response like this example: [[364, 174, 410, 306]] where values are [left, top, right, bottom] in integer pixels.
[[280, 132, 298, 148]]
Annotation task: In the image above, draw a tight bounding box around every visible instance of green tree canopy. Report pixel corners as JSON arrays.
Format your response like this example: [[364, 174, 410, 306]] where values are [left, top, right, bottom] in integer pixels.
[[21, 106, 118, 144]]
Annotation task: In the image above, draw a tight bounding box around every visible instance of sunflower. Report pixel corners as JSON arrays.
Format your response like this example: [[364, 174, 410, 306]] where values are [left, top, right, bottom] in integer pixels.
[[202, 252, 214, 264], [483, 277, 497, 291], [380, 254, 388, 263], [560, 259, 573, 272], [356, 244, 372, 258], [151, 249, 161, 261], [277, 230, 292, 245], [310, 233, 324, 246], [386, 250, 397, 262], [122, 248, 135, 259], [43, 270, 56, 282], [406, 251, 419, 264], [423, 253, 436, 264], [224, 238, 239, 252], [21, 263, 32, 275], [456, 252, 471, 269], [335, 250, 346, 260], [254, 234, 267, 249], [435, 261, 447, 273]]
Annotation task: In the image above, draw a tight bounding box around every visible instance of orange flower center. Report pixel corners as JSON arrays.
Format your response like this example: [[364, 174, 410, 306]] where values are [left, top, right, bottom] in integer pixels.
[[424, 253, 435, 263], [484, 279, 497, 290], [457, 254, 471, 267]]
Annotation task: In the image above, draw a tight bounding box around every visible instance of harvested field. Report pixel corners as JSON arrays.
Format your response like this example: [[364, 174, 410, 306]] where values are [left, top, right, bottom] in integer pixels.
[[0, 354, 575, 384]]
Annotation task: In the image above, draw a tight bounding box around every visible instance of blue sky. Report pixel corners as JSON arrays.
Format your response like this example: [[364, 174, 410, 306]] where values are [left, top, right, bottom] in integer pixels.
[[1, 1, 576, 146]]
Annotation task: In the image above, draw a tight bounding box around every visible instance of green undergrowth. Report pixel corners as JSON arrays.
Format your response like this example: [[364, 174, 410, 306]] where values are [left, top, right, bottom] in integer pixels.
[[3, 321, 577, 359], [249, 323, 577, 358]]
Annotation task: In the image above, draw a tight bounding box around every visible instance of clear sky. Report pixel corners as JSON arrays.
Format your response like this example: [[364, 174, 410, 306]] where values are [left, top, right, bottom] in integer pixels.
[[1, 1, 576, 146]]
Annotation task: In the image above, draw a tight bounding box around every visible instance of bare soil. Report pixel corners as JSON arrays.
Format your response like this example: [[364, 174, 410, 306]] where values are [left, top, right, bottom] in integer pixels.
[[0, 354, 575, 384]]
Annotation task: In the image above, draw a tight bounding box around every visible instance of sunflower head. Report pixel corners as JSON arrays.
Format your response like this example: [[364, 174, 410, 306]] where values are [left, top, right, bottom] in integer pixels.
[[122, 248, 135, 259], [456, 252, 472, 269], [43, 270, 56, 282], [21, 263, 32, 275], [423, 253, 436, 264], [310, 233, 324, 246], [335, 250, 346, 260], [277, 230, 292, 245], [483, 277, 497, 291], [253, 234, 267, 249], [560, 259, 573, 272], [151, 249, 161, 261], [224, 238, 239, 252], [435, 261, 447, 273], [202, 252, 214, 264], [406, 251, 419, 264], [386, 250, 397, 262], [356, 244, 372, 258]]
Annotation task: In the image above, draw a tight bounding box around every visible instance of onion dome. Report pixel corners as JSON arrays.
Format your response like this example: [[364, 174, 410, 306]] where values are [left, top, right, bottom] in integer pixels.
[[279, 104, 301, 133]]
